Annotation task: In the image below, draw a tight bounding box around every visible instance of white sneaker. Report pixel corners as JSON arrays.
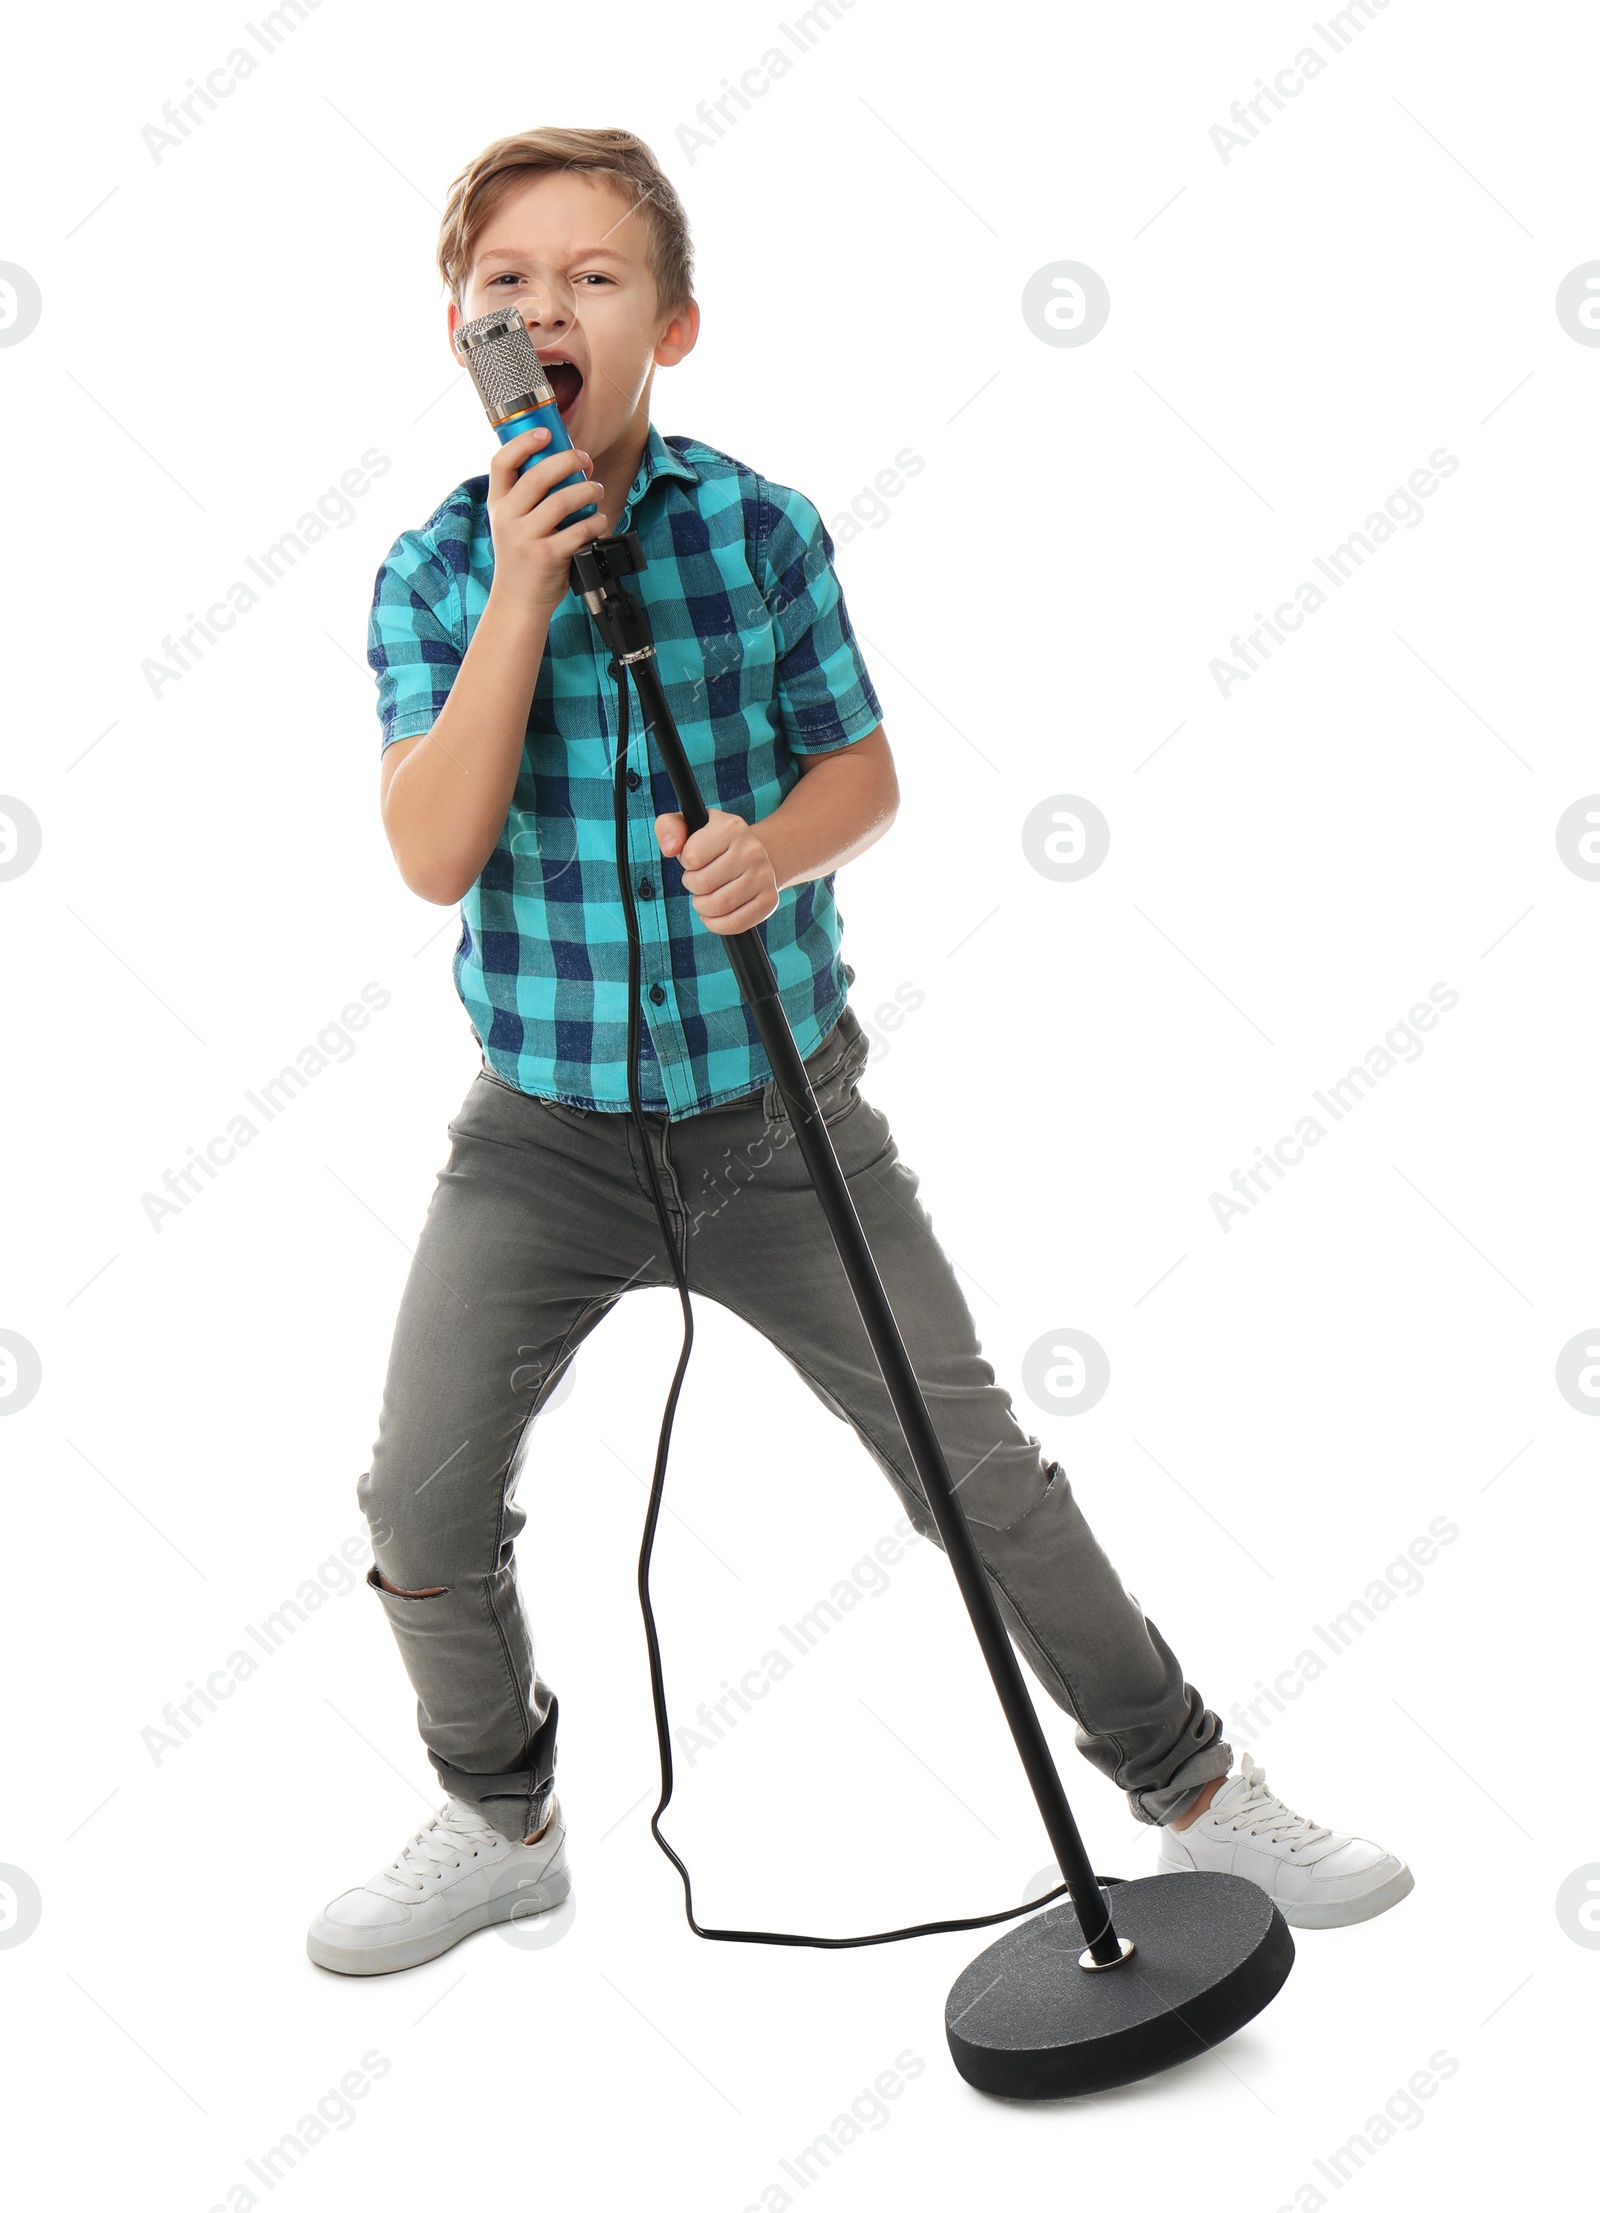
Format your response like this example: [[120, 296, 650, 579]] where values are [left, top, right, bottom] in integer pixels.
[[307, 1795, 571, 1975], [1155, 1753, 1413, 1929]]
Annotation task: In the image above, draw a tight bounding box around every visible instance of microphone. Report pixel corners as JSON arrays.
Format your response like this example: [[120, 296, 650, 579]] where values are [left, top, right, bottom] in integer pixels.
[[453, 294, 599, 528]]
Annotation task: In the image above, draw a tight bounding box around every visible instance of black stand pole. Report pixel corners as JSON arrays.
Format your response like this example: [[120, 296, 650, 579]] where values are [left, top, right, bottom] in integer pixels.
[[570, 533, 1294, 2097], [573, 532, 1124, 1965]]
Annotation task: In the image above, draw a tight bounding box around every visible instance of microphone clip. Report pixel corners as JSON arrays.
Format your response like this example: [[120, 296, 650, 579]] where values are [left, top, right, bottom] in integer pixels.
[[570, 531, 654, 664]]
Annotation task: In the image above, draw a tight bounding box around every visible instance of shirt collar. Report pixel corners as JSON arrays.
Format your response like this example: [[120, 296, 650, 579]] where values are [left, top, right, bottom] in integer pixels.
[[622, 422, 699, 515]]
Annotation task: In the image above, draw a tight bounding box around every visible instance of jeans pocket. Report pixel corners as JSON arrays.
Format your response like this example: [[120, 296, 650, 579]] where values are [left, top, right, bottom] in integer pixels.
[[821, 1015, 872, 1123], [536, 1094, 605, 1131], [767, 1008, 872, 1132]]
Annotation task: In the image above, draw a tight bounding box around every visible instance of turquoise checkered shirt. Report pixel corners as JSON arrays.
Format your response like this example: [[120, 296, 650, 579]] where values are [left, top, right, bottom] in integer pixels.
[[367, 425, 884, 1119]]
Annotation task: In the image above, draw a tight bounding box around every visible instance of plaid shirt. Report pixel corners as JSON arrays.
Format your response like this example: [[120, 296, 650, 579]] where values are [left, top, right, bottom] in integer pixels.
[[367, 425, 883, 1119]]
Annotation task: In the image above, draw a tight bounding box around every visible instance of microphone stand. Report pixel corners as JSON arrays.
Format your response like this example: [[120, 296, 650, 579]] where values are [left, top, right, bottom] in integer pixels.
[[569, 531, 1293, 2098]]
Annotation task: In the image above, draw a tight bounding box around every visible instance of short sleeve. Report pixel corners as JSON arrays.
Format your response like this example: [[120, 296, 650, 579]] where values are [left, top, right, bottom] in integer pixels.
[[366, 529, 464, 751], [757, 481, 883, 756]]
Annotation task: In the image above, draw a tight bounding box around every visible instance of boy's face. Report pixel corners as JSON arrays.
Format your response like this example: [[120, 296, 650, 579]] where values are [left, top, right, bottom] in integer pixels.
[[448, 171, 697, 462]]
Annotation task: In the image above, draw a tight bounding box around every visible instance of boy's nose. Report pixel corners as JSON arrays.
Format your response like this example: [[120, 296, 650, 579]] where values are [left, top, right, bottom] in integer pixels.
[[512, 264, 577, 337]]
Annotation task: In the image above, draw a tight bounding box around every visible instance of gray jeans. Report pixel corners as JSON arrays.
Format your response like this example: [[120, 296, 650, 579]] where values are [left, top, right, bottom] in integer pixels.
[[356, 1005, 1231, 1844]]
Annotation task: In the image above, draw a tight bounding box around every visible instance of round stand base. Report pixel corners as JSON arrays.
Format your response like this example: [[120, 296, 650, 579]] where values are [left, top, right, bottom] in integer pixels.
[[945, 1872, 1294, 2099]]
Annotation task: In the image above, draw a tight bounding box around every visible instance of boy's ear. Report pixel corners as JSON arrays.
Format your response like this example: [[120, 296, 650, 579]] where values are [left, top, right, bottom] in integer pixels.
[[654, 298, 700, 370]]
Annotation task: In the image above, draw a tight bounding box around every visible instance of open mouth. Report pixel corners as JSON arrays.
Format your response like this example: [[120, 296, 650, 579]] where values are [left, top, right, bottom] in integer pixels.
[[542, 361, 584, 418]]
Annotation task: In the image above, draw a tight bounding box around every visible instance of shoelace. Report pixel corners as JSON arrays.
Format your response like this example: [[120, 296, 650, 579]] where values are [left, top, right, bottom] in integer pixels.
[[1220, 1766, 1332, 1852], [382, 1804, 495, 1892]]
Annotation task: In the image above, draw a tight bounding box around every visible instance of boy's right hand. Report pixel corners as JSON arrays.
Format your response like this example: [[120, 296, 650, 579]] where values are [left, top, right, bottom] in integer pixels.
[[486, 427, 607, 618]]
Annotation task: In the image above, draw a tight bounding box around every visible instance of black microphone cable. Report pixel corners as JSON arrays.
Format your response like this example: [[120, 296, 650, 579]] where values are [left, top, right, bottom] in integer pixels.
[[604, 653, 1122, 1948]]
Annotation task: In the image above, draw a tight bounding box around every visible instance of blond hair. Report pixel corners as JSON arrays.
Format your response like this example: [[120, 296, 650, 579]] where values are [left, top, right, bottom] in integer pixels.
[[436, 127, 694, 321]]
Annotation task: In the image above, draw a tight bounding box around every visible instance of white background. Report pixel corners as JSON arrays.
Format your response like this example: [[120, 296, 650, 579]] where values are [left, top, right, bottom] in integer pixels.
[[0, 0, 1592, 2204]]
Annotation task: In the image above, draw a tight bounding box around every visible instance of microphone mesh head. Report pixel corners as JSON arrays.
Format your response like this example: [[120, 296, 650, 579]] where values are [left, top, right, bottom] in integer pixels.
[[453, 305, 554, 422]]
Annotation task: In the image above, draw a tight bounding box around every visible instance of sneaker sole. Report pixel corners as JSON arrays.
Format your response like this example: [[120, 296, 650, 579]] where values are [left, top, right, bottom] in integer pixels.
[[1159, 1853, 1415, 1930], [1271, 1861, 1414, 1930], [306, 1866, 573, 1977]]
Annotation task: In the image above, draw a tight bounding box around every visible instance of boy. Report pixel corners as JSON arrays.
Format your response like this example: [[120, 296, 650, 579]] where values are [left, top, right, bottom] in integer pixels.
[[307, 127, 1410, 1975]]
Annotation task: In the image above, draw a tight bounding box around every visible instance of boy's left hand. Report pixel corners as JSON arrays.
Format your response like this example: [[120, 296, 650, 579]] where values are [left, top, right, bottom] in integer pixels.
[[654, 809, 780, 936]]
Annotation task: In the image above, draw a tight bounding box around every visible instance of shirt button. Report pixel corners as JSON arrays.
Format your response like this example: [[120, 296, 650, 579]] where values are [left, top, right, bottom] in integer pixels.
[[637, 879, 654, 900], [626, 769, 641, 790], [649, 984, 666, 1005]]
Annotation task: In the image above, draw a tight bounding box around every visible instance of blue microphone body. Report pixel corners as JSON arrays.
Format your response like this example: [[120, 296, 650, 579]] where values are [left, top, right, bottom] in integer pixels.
[[492, 400, 597, 522]]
